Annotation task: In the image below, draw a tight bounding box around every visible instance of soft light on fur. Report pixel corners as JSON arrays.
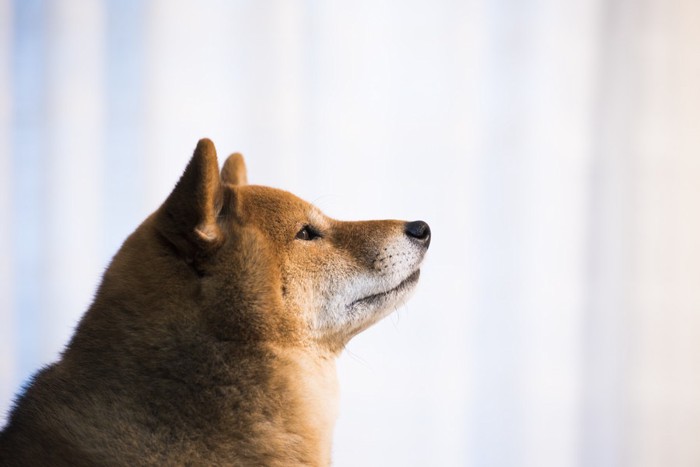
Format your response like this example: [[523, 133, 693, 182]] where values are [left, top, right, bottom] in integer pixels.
[[0, 139, 431, 466]]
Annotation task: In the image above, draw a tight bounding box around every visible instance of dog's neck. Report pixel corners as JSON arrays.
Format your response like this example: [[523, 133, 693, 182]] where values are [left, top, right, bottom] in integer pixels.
[[268, 346, 340, 465]]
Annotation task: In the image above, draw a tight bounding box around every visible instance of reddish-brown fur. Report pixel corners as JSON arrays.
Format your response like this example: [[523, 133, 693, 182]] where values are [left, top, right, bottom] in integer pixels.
[[0, 139, 429, 466]]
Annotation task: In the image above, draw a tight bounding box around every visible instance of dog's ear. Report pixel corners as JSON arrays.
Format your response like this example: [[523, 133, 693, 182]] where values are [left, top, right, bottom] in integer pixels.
[[221, 153, 248, 186], [157, 138, 223, 261]]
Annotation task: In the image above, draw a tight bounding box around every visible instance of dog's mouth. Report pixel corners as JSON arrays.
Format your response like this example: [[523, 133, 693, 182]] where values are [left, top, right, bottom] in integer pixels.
[[348, 269, 421, 310]]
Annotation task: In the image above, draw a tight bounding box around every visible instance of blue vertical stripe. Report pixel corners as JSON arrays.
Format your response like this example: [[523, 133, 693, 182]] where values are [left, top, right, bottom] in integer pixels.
[[103, 0, 146, 262], [11, 0, 46, 392]]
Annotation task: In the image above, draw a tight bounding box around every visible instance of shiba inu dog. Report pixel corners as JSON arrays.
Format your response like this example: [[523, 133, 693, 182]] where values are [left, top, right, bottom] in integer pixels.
[[0, 139, 431, 466]]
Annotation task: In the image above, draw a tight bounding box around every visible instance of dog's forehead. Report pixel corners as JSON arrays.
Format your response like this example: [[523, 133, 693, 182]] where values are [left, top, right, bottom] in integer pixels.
[[238, 185, 327, 223], [308, 207, 330, 229]]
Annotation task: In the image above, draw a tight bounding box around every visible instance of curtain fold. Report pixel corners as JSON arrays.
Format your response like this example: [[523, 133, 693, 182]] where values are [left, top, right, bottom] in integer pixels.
[[0, 0, 15, 413]]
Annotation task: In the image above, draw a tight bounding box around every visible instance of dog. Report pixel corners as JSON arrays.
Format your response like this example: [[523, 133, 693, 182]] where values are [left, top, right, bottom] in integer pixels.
[[0, 139, 431, 466]]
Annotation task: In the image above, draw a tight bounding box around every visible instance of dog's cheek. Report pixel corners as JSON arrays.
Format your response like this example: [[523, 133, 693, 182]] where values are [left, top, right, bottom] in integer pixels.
[[279, 260, 319, 317], [281, 247, 357, 334]]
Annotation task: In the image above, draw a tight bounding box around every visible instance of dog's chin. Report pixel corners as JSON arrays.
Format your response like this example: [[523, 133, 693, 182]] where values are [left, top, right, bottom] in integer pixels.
[[313, 270, 421, 347], [348, 269, 421, 314]]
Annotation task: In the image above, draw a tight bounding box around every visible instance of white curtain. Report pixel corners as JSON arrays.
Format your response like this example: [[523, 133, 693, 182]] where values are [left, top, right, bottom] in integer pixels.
[[1, 1, 699, 466]]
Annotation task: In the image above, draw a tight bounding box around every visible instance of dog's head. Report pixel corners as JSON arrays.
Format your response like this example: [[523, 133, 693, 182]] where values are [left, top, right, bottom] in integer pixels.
[[151, 139, 430, 352]]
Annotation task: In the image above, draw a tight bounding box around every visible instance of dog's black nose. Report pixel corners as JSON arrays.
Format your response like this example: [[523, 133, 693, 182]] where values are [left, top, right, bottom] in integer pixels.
[[405, 220, 431, 247]]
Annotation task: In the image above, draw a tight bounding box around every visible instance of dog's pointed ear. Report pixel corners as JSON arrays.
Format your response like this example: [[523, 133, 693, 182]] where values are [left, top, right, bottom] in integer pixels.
[[221, 153, 248, 186], [157, 138, 223, 260]]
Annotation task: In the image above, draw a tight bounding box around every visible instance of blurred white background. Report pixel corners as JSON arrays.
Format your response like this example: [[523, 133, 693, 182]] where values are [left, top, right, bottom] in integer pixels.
[[2, 0, 700, 466]]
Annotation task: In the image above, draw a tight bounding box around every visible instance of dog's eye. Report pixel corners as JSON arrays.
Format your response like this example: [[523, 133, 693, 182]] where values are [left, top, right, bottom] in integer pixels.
[[296, 225, 321, 241]]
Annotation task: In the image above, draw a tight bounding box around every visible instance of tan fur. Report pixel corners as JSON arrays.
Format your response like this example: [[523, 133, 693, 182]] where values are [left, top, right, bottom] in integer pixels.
[[0, 139, 430, 466]]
